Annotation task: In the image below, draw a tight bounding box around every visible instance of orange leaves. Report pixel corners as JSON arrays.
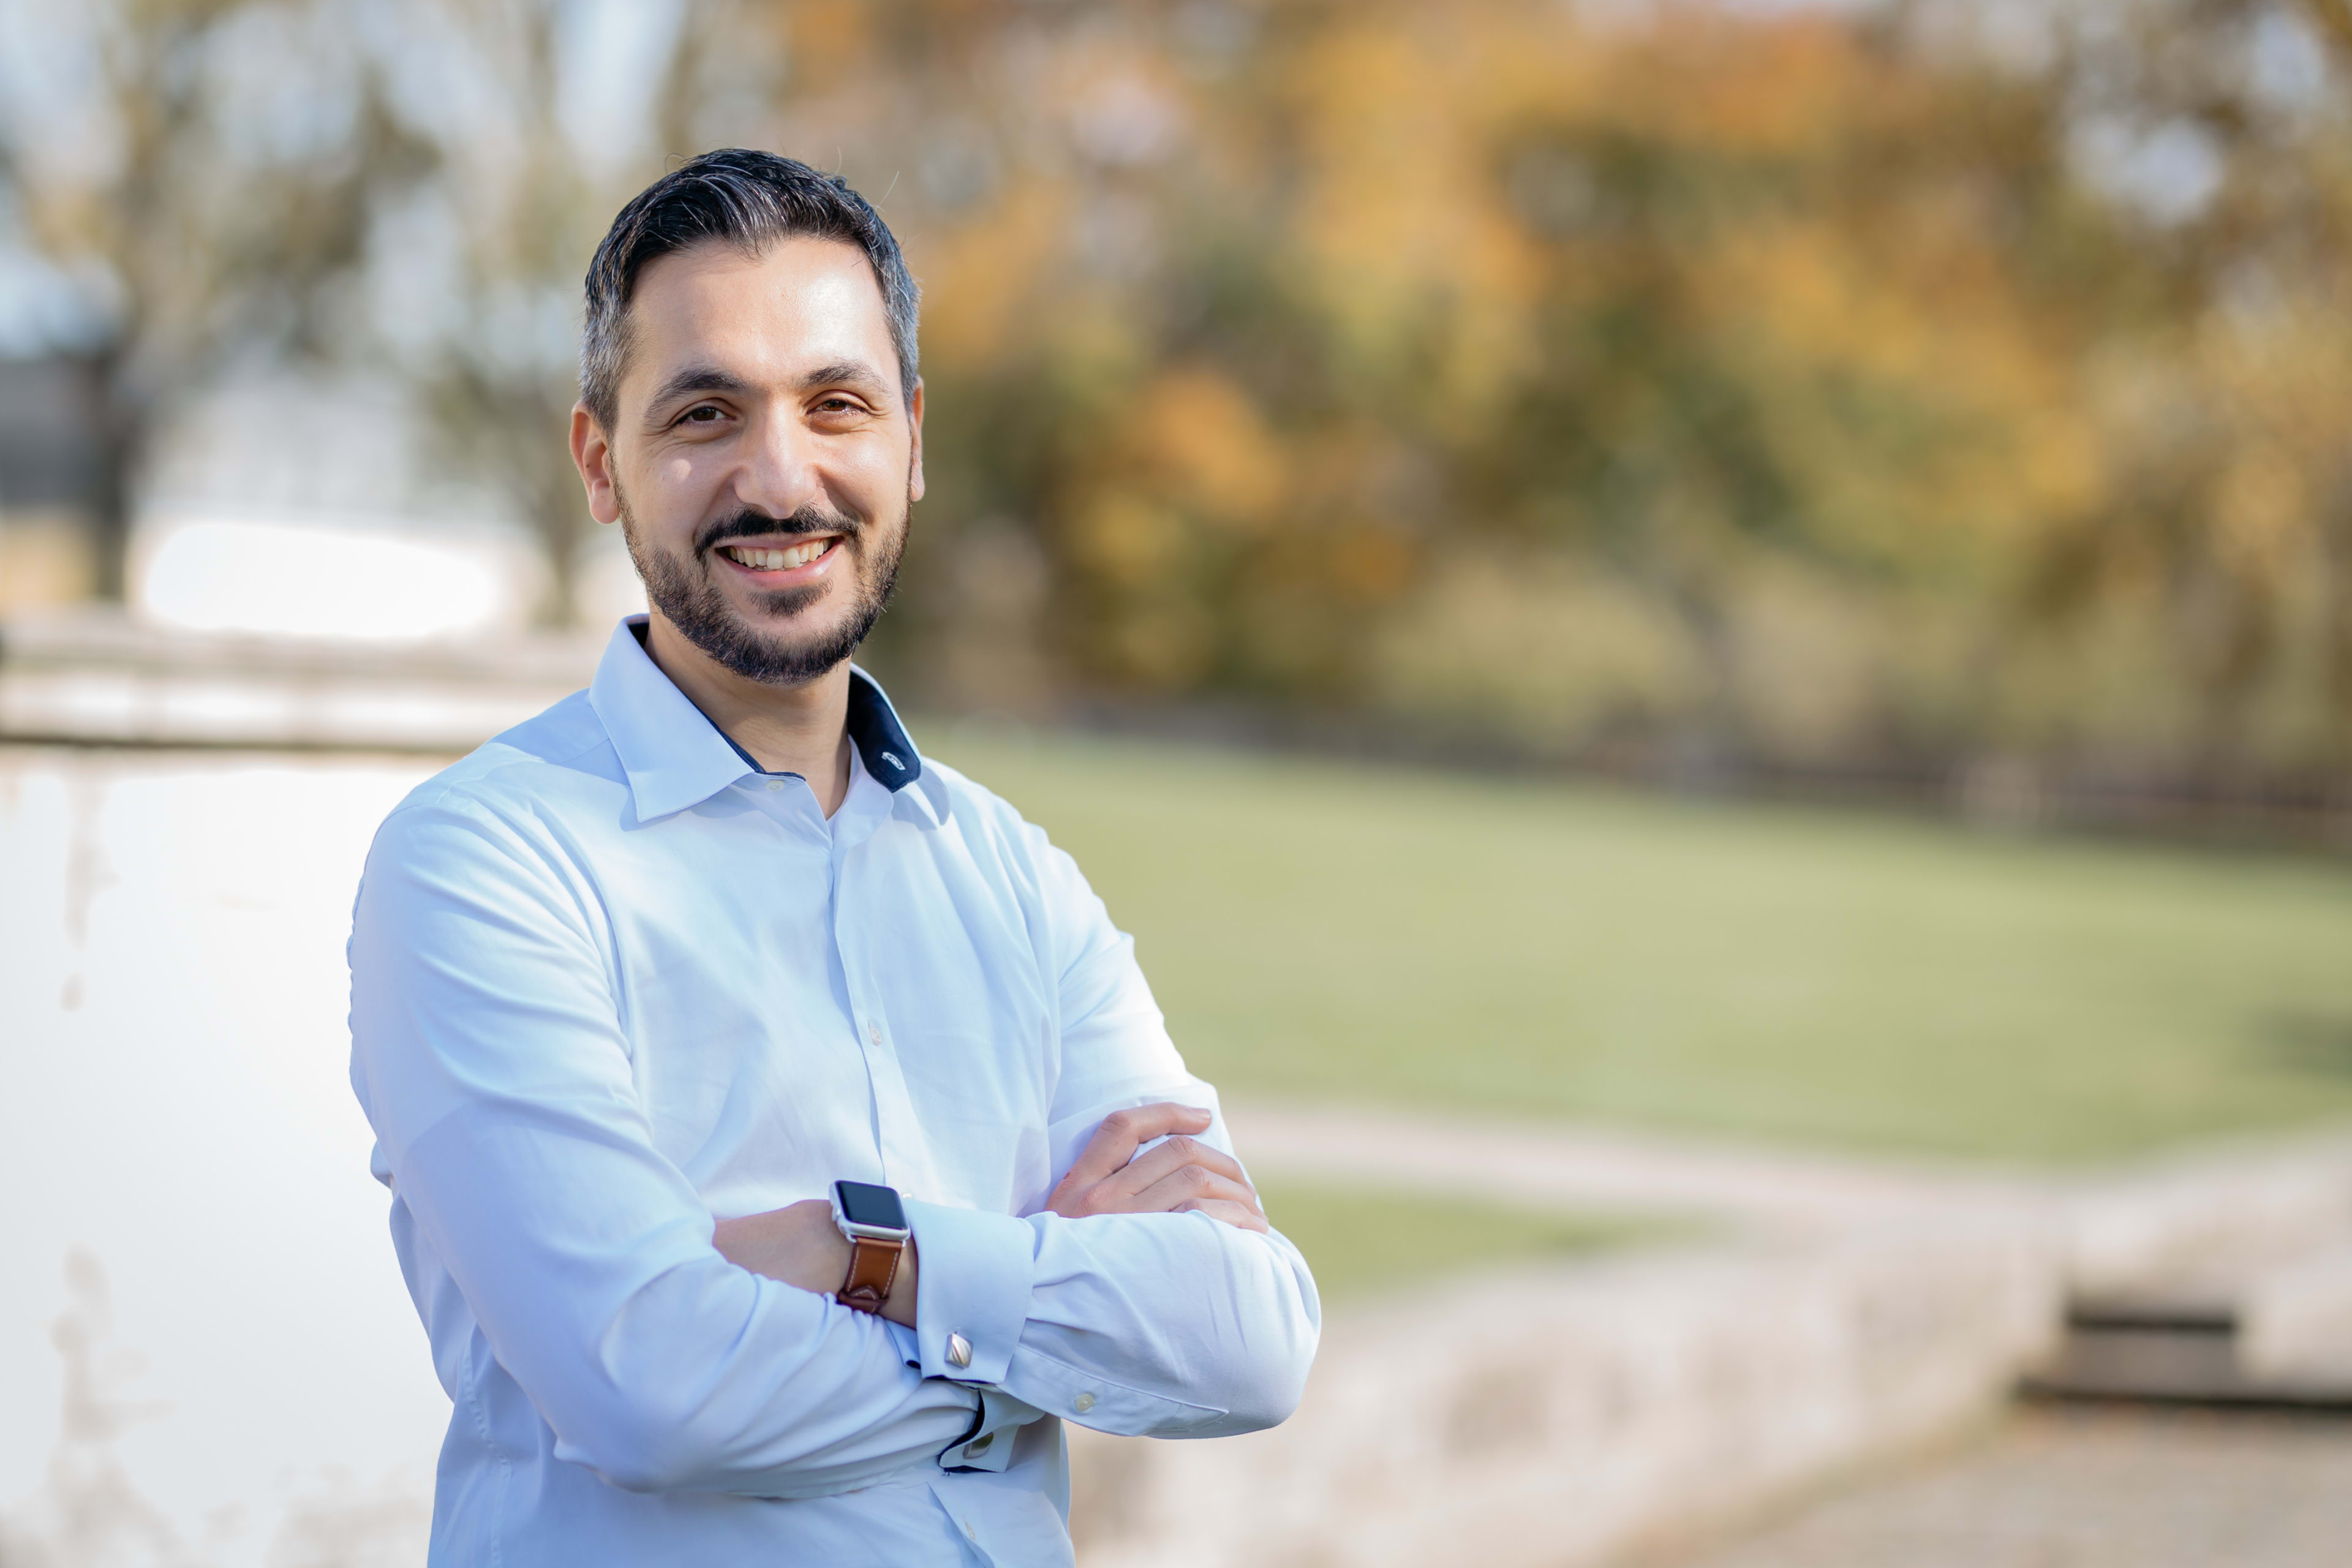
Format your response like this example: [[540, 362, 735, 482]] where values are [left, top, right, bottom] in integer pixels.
[[920, 180, 1071, 371], [1123, 368, 1289, 532]]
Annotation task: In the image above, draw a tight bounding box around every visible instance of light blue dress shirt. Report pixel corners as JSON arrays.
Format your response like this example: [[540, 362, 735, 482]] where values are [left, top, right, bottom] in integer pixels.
[[346, 618, 1321, 1566]]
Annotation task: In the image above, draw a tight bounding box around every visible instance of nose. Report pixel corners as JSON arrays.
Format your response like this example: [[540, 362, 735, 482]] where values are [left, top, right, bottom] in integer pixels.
[[728, 402, 825, 522]]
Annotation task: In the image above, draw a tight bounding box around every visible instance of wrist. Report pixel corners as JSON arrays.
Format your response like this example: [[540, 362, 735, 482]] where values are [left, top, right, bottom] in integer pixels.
[[830, 1180, 916, 1321]]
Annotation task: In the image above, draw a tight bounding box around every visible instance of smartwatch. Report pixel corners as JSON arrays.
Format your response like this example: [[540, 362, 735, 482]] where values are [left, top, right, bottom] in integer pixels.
[[829, 1180, 911, 1313]]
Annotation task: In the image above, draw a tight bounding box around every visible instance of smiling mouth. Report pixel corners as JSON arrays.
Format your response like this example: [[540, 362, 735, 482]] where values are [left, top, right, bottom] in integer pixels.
[[718, 538, 838, 572]]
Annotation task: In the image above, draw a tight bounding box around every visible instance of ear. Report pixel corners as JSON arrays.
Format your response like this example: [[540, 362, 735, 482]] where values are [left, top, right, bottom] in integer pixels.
[[571, 402, 622, 526], [905, 379, 926, 505]]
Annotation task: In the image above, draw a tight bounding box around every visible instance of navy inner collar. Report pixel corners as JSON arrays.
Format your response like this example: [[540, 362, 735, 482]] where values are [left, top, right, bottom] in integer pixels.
[[630, 620, 921, 793], [845, 671, 921, 791]]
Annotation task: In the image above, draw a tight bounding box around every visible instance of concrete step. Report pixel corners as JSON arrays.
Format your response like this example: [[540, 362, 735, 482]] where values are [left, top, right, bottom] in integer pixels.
[[2023, 1245, 2352, 1410], [2241, 1240, 2352, 1387]]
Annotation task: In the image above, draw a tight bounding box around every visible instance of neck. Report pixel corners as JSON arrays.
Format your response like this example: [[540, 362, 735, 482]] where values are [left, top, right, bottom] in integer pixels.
[[641, 613, 854, 816]]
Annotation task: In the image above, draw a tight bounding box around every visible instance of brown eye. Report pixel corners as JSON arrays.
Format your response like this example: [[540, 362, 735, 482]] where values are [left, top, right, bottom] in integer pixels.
[[682, 405, 723, 423]]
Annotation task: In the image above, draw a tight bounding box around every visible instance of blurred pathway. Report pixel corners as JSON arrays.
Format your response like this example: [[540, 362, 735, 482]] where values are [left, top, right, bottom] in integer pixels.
[[1226, 1099, 2036, 1237], [1646, 1406, 2352, 1568]]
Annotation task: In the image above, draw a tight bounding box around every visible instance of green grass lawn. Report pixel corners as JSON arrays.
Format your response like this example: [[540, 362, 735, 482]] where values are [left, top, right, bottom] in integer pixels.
[[932, 723, 2352, 1164], [1257, 1181, 1670, 1302]]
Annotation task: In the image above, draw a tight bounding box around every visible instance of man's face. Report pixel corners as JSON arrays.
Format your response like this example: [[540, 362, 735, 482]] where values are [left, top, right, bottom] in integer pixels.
[[574, 236, 923, 685]]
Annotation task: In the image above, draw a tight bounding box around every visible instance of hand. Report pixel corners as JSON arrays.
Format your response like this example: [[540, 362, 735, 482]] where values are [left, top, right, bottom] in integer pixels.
[[712, 1199, 919, 1327], [1046, 1103, 1268, 1234]]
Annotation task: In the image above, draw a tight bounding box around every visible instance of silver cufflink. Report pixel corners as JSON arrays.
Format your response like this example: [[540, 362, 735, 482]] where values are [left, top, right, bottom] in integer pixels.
[[946, 1332, 972, 1368]]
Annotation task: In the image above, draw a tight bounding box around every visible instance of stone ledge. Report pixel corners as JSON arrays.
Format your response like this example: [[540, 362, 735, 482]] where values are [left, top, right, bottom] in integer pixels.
[[1068, 1127, 2352, 1567], [0, 608, 597, 752], [1071, 1213, 2057, 1568]]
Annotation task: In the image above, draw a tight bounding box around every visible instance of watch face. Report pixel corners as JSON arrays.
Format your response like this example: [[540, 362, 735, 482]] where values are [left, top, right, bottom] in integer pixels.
[[834, 1180, 907, 1231]]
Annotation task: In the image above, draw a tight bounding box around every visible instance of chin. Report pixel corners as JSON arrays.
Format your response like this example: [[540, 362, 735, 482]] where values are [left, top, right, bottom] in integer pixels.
[[747, 624, 853, 666], [734, 595, 846, 646]]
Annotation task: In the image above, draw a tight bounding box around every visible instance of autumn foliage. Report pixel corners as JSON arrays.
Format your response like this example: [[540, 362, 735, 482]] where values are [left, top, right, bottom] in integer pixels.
[[17, 0, 2352, 777]]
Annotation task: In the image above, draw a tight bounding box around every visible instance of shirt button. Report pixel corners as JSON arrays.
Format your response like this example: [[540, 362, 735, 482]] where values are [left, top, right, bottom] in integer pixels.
[[1072, 1391, 1096, 1414], [963, 1520, 976, 1540], [868, 1022, 881, 1046], [764, 779, 785, 793]]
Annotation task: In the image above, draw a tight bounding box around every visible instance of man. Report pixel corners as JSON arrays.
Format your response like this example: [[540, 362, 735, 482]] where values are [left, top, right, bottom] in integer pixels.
[[347, 149, 1319, 1567]]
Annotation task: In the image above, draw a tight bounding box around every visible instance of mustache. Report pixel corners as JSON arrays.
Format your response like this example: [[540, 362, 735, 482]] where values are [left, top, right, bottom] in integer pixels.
[[695, 506, 859, 555]]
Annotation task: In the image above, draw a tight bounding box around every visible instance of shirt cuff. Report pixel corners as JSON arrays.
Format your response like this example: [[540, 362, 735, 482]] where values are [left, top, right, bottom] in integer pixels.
[[938, 1388, 1045, 1472], [902, 1199, 1032, 1385]]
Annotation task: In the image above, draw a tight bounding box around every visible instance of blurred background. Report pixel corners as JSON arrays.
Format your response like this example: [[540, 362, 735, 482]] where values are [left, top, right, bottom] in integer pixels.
[[4, 1, 2352, 1565]]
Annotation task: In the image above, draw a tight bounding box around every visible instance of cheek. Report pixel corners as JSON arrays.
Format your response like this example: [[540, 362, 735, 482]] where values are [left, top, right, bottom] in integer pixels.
[[652, 451, 707, 496], [625, 453, 718, 540], [839, 443, 914, 510]]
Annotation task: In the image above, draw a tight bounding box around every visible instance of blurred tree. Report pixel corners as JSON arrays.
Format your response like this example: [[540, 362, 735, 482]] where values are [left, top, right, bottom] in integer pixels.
[[0, 0, 432, 598], [382, 0, 700, 627], [0, 0, 694, 625], [1983, 0, 2352, 769]]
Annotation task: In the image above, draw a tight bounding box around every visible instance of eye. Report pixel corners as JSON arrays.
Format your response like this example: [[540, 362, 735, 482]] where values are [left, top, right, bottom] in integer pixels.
[[679, 404, 726, 425], [815, 396, 858, 413]]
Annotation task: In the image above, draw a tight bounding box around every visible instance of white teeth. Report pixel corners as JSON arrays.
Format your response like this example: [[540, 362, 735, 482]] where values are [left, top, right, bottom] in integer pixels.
[[725, 540, 832, 571]]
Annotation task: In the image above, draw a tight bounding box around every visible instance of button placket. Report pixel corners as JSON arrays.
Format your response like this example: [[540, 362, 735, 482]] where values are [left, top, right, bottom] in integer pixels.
[[834, 848, 944, 1199]]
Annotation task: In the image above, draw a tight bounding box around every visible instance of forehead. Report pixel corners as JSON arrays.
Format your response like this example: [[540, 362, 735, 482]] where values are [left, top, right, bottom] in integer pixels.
[[622, 236, 898, 399]]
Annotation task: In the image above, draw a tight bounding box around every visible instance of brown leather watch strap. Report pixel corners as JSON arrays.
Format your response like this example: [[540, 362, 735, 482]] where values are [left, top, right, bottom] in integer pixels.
[[837, 1234, 904, 1313]]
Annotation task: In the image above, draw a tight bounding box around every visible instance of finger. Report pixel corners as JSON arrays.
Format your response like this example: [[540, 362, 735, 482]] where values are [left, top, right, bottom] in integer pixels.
[[1129, 1164, 1261, 1217], [1105, 1135, 1251, 1199], [1057, 1103, 1213, 1194], [1177, 1197, 1270, 1234]]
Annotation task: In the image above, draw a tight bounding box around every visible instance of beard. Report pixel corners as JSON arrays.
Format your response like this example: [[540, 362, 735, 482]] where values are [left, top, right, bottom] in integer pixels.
[[619, 484, 907, 687]]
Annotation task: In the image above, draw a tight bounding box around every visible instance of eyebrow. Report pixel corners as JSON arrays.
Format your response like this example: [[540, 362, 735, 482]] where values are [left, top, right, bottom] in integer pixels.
[[799, 361, 892, 401], [645, 364, 756, 417]]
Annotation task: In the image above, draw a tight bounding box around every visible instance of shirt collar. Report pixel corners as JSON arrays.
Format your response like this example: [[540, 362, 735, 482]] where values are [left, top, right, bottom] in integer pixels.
[[587, 616, 940, 824]]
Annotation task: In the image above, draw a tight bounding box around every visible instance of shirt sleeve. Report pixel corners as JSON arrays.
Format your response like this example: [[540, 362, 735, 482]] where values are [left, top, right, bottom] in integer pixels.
[[897, 820, 1322, 1438], [347, 796, 979, 1499]]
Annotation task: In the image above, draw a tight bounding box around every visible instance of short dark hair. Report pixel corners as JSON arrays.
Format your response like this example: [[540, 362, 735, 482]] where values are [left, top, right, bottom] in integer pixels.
[[579, 149, 921, 431]]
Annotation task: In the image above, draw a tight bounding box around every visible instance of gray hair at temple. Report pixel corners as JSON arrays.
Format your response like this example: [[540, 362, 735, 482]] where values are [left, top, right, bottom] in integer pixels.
[[578, 149, 922, 431]]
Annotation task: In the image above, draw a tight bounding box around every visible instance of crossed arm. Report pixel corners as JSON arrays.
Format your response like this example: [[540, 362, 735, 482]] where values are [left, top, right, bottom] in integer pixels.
[[711, 1102, 1270, 1324], [352, 798, 1317, 1500]]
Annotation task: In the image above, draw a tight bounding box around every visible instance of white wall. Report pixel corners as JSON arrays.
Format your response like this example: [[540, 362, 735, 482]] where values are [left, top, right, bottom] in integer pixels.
[[0, 748, 448, 1566]]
